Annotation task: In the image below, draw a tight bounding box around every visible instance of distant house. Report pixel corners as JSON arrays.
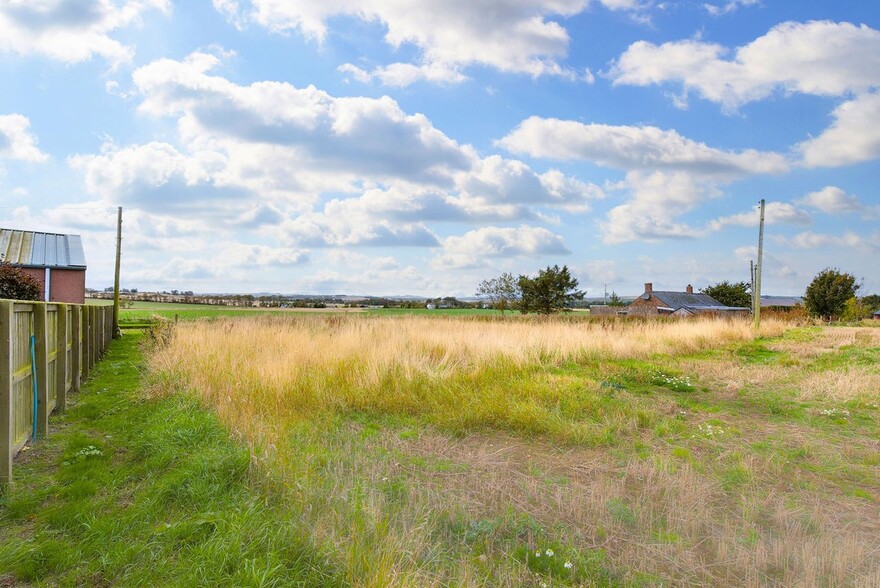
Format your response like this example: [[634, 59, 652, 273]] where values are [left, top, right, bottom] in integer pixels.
[[760, 295, 804, 310], [0, 228, 87, 304], [627, 283, 749, 317], [874, 310, 880, 321]]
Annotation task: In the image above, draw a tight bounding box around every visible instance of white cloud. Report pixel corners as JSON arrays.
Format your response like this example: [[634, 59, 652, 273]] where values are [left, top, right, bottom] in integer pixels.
[[72, 51, 602, 232], [219, 1, 653, 85], [0, 0, 169, 65], [69, 141, 247, 213], [338, 62, 468, 87], [0, 114, 49, 163], [790, 231, 879, 251], [797, 186, 877, 216], [797, 92, 880, 168], [434, 225, 570, 269], [498, 116, 788, 177], [132, 51, 472, 188], [610, 21, 880, 111], [458, 155, 605, 212], [601, 171, 712, 243], [703, 0, 760, 17], [708, 202, 811, 230]]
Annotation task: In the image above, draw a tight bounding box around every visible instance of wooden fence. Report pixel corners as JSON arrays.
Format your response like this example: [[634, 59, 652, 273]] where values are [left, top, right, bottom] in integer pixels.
[[1, 300, 113, 487]]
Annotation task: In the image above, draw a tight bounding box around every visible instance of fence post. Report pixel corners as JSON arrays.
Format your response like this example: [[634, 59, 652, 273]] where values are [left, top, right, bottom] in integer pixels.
[[71, 305, 81, 394], [0, 301, 13, 488], [56, 303, 68, 411], [34, 303, 49, 439], [95, 305, 102, 360], [82, 306, 91, 379]]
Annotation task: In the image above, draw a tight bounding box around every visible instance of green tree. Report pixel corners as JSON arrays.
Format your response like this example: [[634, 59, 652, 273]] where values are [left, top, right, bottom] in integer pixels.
[[0, 261, 42, 301], [476, 272, 520, 314], [804, 268, 860, 320], [861, 294, 880, 312], [518, 265, 584, 315], [608, 291, 625, 307], [841, 297, 871, 321], [701, 281, 751, 308]]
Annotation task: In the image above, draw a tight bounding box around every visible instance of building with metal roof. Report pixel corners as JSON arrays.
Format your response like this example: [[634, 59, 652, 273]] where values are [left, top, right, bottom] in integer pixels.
[[0, 228, 87, 304], [760, 295, 804, 308]]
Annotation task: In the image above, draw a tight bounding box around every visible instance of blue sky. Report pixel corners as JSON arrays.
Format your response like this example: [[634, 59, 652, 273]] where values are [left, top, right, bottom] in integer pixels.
[[0, 0, 878, 297]]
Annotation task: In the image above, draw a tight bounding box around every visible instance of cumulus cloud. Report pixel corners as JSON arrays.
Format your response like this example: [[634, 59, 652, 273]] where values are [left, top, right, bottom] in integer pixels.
[[0, 0, 169, 65], [499, 115, 794, 243], [0, 114, 48, 163], [499, 116, 788, 177], [789, 231, 879, 251], [708, 202, 811, 230], [217, 1, 645, 86], [610, 21, 880, 111], [338, 62, 468, 87], [797, 92, 880, 167], [71, 51, 602, 232], [601, 171, 712, 243], [434, 225, 570, 269], [797, 186, 877, 216], [132, 51, 472, 188], [68, 141, 250, 213]]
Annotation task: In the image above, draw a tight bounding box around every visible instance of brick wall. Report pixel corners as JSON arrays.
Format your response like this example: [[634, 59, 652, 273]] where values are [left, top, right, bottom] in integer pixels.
[[16, 267, 86, 304]]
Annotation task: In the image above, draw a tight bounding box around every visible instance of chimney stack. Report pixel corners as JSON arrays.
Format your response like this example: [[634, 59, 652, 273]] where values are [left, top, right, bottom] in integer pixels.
[[644, 282, 652, 299], [686, 284, 693, 294]]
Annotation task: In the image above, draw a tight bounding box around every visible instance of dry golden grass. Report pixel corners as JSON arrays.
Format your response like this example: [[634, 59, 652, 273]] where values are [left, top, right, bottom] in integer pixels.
[[145, 315, 880, 586]]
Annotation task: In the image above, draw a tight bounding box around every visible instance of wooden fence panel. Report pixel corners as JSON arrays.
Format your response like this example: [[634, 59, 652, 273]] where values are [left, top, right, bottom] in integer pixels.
[[1, 301, 13, 486], [47, 305, 58, 413], [1, 300, 112, 488], [56, 304, 68, 411], [11, 305, 34, 455]]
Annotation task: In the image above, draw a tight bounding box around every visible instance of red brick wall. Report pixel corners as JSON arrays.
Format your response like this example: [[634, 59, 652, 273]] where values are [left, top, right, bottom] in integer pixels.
[[16, 267, 86, 304]]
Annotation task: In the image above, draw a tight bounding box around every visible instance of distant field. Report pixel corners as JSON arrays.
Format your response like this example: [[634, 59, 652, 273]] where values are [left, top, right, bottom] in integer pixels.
[[144, 315, 880, 586], [86, 299, 365, 321]]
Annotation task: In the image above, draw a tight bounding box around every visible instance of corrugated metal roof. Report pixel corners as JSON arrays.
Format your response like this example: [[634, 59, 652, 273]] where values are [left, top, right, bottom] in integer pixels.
[[760, 295, 803, 307], [0, 228, 86, 269]]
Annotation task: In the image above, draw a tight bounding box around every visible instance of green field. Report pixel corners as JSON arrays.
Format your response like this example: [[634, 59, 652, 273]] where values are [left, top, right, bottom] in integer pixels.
[[4, 315, 878, 586]]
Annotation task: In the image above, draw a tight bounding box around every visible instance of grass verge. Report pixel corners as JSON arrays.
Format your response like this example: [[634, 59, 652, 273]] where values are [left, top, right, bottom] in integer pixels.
[[0, 332, 340, 587]]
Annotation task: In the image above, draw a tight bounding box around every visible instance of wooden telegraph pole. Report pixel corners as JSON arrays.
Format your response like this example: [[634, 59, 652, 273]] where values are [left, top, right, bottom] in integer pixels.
[[112, 207, 123, 338], [753, 199, 765, 330]]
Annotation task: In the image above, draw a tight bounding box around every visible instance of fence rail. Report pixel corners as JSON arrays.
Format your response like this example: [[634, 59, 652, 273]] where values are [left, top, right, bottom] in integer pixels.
[[1, 300, 112, 487]]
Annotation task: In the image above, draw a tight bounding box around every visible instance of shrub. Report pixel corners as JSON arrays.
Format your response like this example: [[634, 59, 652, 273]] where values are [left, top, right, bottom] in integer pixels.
[[0, 261, 42, 301]]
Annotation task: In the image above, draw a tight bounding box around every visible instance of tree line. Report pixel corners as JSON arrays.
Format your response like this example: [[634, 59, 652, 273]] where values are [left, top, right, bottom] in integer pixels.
[[477, 265, 584, 315]]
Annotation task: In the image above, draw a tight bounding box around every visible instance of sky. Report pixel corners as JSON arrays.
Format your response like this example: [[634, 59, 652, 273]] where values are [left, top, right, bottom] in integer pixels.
[[0, 0, 878, 297]]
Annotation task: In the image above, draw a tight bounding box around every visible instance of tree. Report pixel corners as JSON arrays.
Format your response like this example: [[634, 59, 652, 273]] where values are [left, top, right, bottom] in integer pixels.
[[701, 281, 751, 308], [0, 261, 42, 301], [518, 265, 584, 315], [861, 294, 880, 313], [804, 268, 860, 320], [608, 291, 625, 307], [476, 272, 520, 314], [841, 297, 871, 321]]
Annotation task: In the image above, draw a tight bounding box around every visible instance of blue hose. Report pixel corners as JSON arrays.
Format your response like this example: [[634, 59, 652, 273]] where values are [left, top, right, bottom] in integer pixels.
[[30, 335, 38, 442]]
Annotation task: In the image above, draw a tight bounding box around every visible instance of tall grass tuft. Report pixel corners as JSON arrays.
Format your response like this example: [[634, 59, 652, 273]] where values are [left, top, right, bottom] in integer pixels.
[[147, 315, 784, 445]]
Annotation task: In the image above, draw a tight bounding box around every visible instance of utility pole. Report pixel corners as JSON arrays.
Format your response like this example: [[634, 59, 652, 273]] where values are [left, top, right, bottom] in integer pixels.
[[750, 260, 756, 315], [112, 207, 123, 338], [604, 283, 608, 304], [753, 199, 765, 330]]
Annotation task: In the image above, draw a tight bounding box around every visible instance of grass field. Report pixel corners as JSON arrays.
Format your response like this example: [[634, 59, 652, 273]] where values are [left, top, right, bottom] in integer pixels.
[[0, 333, 341, 586], [4, 315, 878, 586], [143, 315, 880, 586]]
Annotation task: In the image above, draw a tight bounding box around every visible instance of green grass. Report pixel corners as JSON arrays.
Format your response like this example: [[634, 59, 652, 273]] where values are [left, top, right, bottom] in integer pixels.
[[0, 332, 341, 587]]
